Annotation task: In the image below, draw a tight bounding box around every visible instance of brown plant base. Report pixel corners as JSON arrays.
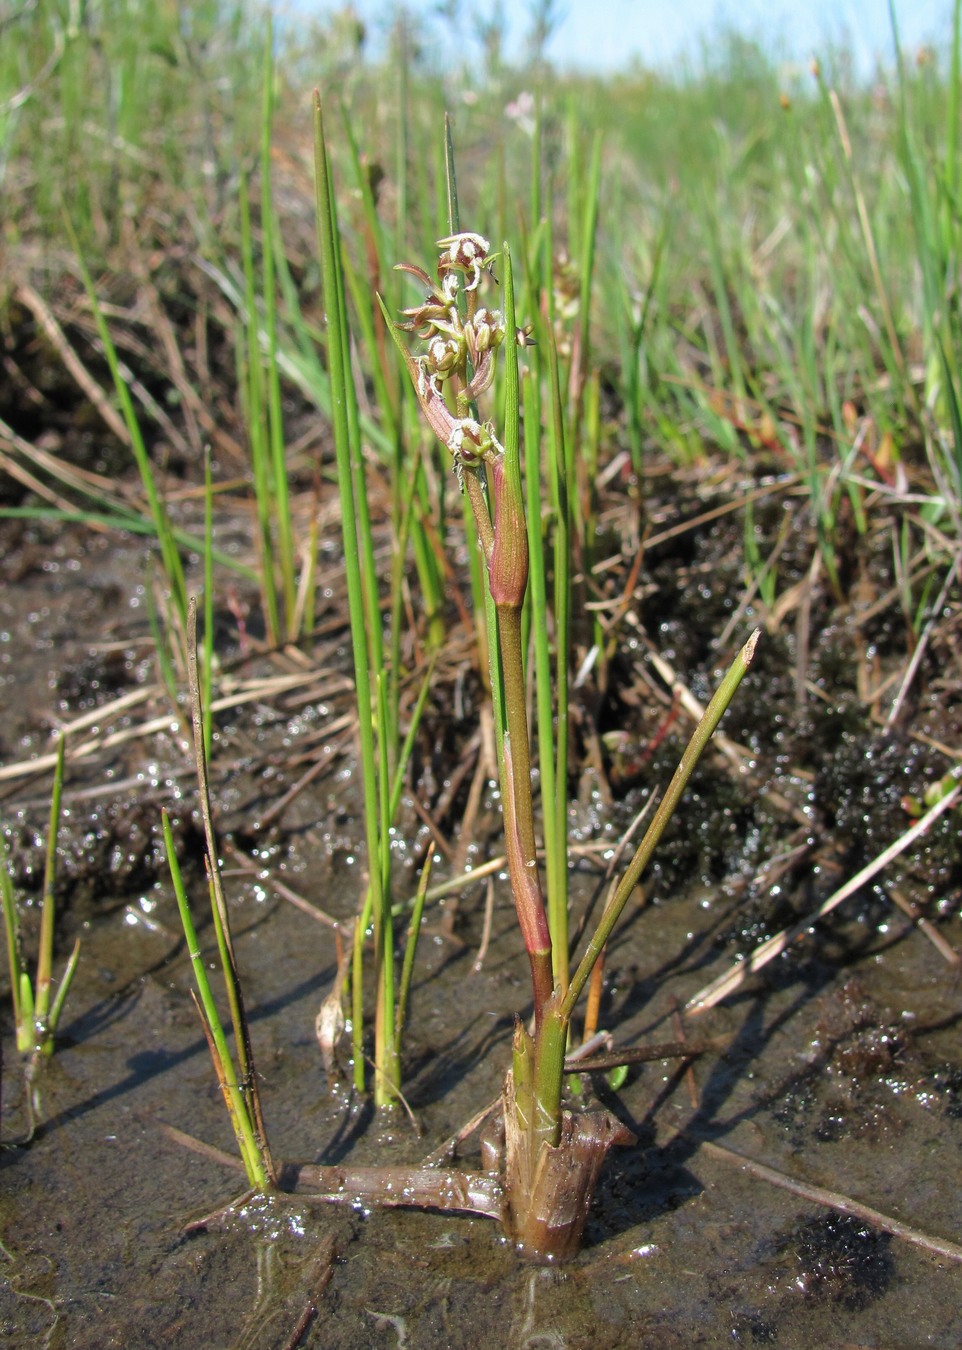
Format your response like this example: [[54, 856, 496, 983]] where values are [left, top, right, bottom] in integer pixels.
[[281, 1095, 634, 1265], [277, 1160, 503, 1220], [501, 1104, 637, 1263], [170, 1107, 634, 1262]]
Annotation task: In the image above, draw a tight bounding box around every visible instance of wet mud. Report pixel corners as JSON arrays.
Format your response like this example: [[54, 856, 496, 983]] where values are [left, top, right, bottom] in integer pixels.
[[1, 462, 962, 1348]]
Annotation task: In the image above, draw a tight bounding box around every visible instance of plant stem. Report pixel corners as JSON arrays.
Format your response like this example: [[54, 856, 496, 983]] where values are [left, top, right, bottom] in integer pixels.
[[314, 92, 397, 1104], [33, 734, 65, 1042], [497, 605, 554, 1023], [164, 810, 269, 1189]]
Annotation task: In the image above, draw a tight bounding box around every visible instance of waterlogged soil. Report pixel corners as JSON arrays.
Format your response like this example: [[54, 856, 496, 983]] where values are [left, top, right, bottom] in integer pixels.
[[2, 472, 962, 1348]]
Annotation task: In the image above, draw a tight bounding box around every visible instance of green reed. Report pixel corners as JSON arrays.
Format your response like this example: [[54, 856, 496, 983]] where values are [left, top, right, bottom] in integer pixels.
[[163, 599, 273, 1189], [1, 735, 80, 1134], [314, 92, 443, 1106]]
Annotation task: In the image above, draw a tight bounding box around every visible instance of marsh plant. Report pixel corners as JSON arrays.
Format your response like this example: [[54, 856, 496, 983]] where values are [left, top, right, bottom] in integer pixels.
[[381, 225, 757, 1258], [170, 106, 757, 1261], [1, 736, 81, 1138]]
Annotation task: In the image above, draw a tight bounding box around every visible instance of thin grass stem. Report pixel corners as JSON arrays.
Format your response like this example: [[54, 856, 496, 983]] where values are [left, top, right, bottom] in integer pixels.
[[314, 91, 396, 1104], [396, 849, 433, 1043], [33, 734, 65, 1040], [0, 829, 25, 1050], [259, 19, 297, 635], [163, 810, 268, 1189]]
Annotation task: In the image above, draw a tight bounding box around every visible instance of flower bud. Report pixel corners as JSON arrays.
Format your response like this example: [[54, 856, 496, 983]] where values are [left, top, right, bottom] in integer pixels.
[[427, 332, 463, 377], [464, 349, 495, 401], [468, 307, 506, 355], [437, 232, 492, 291], [449, 418, 486, 466]]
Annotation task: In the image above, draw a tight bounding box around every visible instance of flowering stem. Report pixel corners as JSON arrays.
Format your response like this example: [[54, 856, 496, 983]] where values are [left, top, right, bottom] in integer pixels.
[[490, 245, 554, 1026], [385, 233, 555, 1027], [384, 216, 759, 1261], [497, 604, 554, 1024], [463, 468, 494, 557]]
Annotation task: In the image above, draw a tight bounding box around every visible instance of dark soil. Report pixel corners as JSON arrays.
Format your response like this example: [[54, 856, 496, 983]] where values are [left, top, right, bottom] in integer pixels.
[[2, 385, 962, 1346]]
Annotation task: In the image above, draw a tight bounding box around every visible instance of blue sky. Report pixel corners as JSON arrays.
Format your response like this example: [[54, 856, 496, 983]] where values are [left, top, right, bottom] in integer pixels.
[[293, 1, 952, 76]]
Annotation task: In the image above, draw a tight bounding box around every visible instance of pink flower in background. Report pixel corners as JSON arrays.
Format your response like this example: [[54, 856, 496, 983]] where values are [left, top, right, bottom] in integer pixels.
[[505, 89, 535, 135]]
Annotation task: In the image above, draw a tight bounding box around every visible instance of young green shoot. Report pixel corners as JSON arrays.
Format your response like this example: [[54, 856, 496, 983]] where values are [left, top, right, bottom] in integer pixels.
[[0, 734, 81, 1135], [163, 597, 273, 1188], [313, 92, 436, 1108]]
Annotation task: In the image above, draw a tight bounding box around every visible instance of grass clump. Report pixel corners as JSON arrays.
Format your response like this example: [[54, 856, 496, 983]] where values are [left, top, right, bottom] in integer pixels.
[[0, 735, 80, 1137], [383, 213, 757, 1256], [165, 97, 757, 1260]]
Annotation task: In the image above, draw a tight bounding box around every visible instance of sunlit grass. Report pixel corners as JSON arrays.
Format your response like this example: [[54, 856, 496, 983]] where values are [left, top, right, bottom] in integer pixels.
[[4, 3, 959, 653], [1, 0, 960, 1251]]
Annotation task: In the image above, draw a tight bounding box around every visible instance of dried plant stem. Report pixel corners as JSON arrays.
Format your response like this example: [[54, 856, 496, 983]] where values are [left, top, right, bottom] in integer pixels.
[[14, 282, 130, 446], [698, 1137, 962, 1265]]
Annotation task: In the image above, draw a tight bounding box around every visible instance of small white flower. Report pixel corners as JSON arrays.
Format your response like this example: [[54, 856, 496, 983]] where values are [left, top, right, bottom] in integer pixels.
[[437, 232, 492, 291], [415, 355, 442, 401], [469, 308, 506, 354], [427, 333, 462, 376], [448, 418, 482, 458], [505, 90, 535, 136]]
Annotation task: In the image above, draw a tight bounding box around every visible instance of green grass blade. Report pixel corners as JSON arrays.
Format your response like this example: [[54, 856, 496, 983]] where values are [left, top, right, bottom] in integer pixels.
[[396, 851, 433, 1043], [239, 170, 280, 646], [314, 91, 392, 1102], [163, 809, 267, 1188], [45, 937, 81, 1051], [562, 630, 761, 1021], [69, 235, 188, 633], [0, 827, 24, 1040], [33, 734, 65, 1032], [202, 448, 214, 762], [0, 508, 257, 583], [548, 334, 571, 986], [259, 18, 296, 636]]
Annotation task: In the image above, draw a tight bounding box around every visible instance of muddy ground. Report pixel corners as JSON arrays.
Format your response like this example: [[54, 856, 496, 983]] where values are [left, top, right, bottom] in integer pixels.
[[1, 425, 962, 1347]]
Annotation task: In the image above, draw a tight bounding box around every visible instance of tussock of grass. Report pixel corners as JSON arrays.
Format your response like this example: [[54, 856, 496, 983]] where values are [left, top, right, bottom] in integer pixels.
[[4, 7, 959, 655]]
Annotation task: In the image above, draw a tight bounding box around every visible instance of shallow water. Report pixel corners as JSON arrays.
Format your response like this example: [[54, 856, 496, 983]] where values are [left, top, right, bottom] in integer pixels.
[[2, 834, 962, 1348], [2, 512, 962, 1347]]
